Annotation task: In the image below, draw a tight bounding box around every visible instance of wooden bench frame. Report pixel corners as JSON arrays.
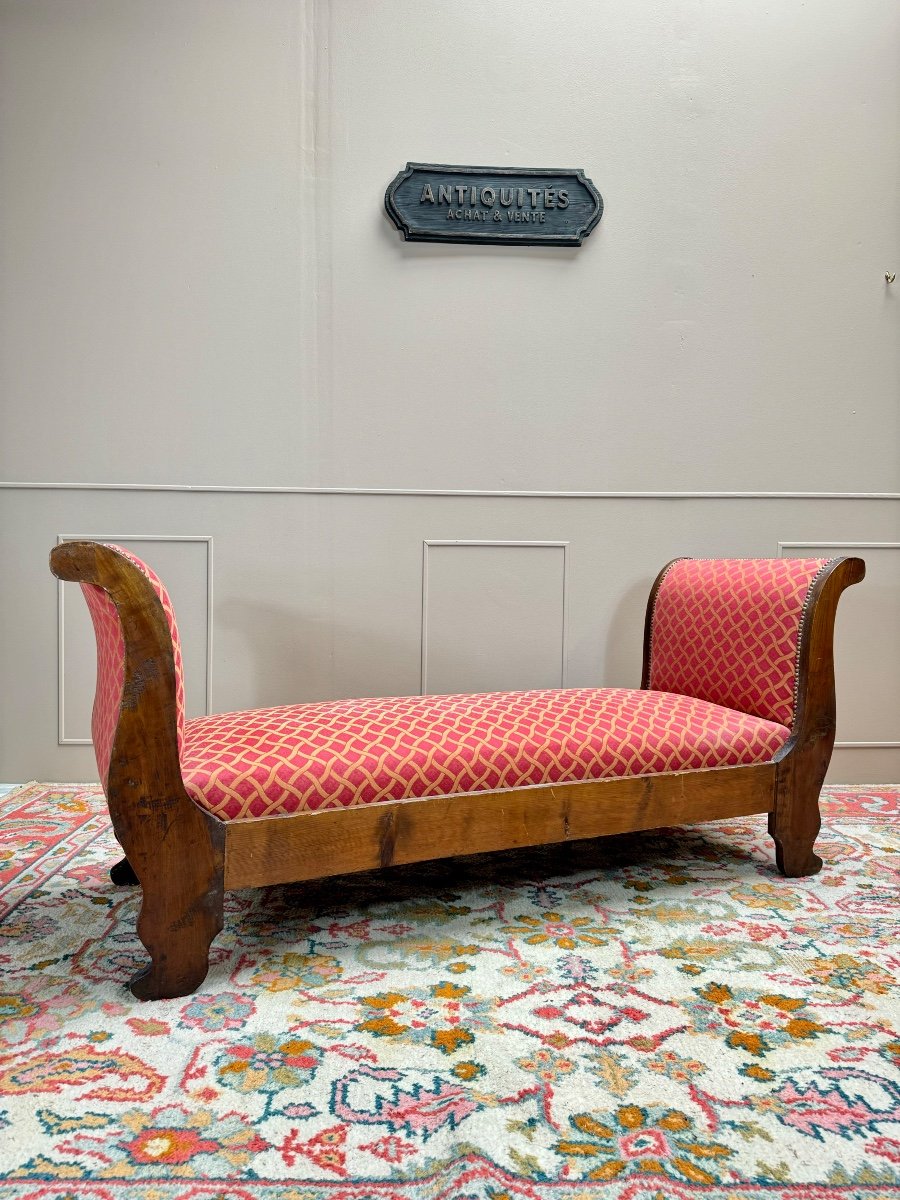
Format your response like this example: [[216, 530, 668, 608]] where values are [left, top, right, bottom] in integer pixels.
[[49, 544, 864, 1000]]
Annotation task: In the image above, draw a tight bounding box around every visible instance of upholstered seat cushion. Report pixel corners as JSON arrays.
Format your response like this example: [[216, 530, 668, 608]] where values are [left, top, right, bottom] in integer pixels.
[[180, 688, 790, 821]]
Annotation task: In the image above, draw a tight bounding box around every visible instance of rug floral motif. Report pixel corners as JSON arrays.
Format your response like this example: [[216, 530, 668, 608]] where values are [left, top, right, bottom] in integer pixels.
[[0, 783, 898, 1199]]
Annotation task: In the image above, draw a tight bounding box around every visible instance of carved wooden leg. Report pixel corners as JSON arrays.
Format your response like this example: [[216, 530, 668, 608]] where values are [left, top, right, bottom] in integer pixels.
[[129, 847, 225, 1001], [108, 791, 227, 1001], [769, 757, 824, 878], [110, 857, 139, 886], [769, 814, 823, 878]]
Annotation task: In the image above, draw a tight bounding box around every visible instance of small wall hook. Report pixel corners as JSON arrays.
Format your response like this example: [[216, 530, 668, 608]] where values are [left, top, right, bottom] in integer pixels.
[[886, 272, 896, 284]]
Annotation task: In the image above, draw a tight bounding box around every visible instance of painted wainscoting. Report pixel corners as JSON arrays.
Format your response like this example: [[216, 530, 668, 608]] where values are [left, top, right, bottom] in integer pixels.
[[0, 484, 896, 783]]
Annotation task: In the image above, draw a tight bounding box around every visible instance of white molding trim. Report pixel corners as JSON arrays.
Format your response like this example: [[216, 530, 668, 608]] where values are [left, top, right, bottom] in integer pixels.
[[833, 742, 900, 749], [420, 540, 571, 695], [779, 540, 900, 751], [778, 541, 900, 551], [2, 481, 899, 500], [57, 535, 214, 746]]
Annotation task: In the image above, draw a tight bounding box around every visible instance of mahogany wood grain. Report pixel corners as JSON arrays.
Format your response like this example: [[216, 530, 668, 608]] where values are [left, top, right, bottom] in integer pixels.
[[770, 556, 865, 875], [50, 542, 225, 999], [224, 764, 775, 889]]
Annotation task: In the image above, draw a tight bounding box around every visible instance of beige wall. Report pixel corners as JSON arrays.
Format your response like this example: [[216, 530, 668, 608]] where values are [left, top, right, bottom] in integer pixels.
[[1, 0, 898, 782]]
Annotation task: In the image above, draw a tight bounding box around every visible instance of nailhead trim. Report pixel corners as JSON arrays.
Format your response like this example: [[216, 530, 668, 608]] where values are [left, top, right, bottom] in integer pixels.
[[646, 557, 689, 685], [790, 558, 838, 727]]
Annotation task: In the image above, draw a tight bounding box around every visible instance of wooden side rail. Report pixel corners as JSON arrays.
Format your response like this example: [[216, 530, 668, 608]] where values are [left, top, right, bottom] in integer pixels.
[[224, 764, 777, 890]]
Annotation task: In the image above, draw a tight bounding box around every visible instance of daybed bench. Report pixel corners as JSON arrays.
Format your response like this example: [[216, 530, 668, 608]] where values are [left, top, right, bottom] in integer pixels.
[[49, 543, 864, 1000]]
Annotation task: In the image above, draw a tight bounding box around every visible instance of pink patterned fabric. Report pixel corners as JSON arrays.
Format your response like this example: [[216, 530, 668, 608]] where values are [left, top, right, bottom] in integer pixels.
[[79, 545, 186, 787], [80, 583, 126, 789], [180, 688, 790, 821], [647, 558, 831, 729]]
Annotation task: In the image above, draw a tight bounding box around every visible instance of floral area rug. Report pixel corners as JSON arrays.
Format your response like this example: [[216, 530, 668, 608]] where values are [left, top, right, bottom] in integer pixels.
[[0, 783, 898, 1199]]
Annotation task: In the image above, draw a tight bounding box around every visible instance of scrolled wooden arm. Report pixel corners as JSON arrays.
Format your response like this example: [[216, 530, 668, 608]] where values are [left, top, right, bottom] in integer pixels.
[[639, 555, 865, 747], [50, 540, 184, 799], [50, 540, 224, 999], [638, 554, 865, 878], [776, 555, 866, 762], [770, 555, 865, 876]]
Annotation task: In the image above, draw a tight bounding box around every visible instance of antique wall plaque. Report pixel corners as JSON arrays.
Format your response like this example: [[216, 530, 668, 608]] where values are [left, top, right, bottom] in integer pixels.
[[385, 163, 603, 247]]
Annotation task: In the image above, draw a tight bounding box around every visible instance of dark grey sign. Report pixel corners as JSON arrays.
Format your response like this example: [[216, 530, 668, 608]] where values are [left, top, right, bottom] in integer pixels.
[[385, 163, 603, 247]]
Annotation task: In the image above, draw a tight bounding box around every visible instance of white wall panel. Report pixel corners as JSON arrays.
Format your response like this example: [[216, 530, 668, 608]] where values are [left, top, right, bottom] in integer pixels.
[[422, 542, 568, 695]]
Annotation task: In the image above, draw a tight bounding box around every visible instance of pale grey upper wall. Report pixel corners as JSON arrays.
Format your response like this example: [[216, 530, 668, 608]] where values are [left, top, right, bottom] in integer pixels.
[[1, 0, 898, 490], [0, 0, 313, 483]]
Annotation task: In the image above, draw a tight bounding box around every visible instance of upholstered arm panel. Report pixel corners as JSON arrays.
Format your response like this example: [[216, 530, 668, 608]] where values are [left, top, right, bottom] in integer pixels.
[[646, 557, 833, 729], [77, 545, 186, 785]]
